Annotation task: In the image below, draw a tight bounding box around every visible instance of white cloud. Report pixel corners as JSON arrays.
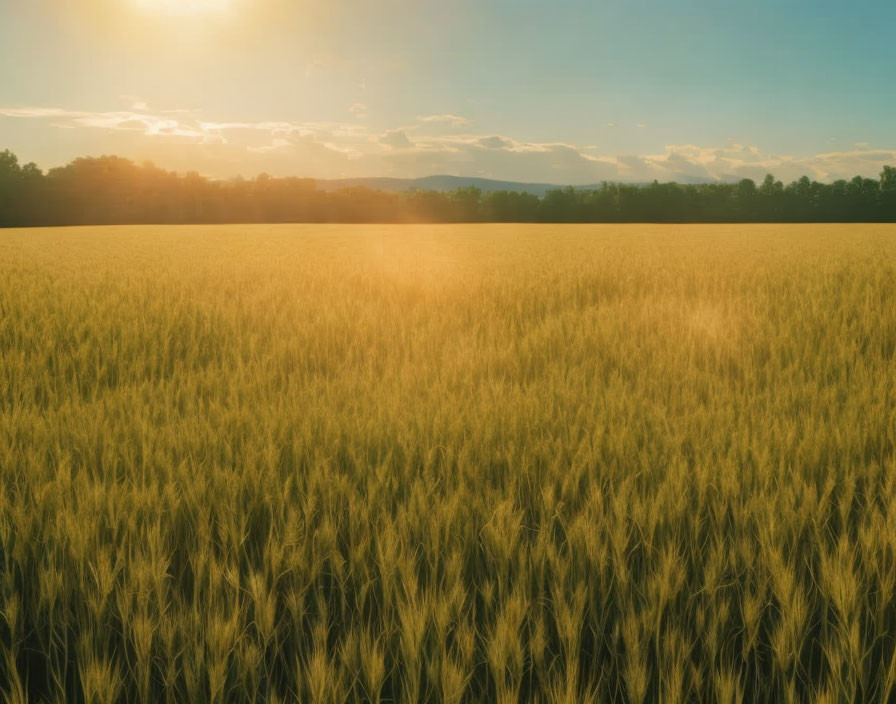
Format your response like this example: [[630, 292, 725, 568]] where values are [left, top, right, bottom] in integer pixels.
[[477, 136, 513, 149], [2, 104, 895, 184], [247, 138, 292, 154], [0, 107, 224, 142], [118, 95, 149, 111], [380, 129, 414, 149], [0, 107, 73, 118], [641, 144, 896, 183], [416, 113, 470, 127]]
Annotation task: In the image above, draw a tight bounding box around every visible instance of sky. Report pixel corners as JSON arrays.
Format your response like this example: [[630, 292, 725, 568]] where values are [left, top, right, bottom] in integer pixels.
[[1, 0, 895, 184]]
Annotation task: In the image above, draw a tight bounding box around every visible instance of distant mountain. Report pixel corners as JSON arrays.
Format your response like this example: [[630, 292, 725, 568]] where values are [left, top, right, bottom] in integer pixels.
[[315, 175, 599, 196], [314, 173, 724, 194]]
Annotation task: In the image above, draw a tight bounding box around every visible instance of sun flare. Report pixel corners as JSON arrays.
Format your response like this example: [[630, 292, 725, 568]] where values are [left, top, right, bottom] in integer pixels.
[[134, 0, 232, 15]]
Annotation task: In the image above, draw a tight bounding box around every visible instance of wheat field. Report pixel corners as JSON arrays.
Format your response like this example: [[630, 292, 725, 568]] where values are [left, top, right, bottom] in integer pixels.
[[1, 224, 895, 703]]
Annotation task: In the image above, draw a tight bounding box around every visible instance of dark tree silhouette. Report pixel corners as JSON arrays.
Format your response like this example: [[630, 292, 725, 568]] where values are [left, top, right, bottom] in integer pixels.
[[1, 149, 895, 226]]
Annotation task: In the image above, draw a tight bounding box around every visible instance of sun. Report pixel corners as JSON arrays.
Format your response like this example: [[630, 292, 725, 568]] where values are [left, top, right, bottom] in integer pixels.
[[134, 0, 233, 15]]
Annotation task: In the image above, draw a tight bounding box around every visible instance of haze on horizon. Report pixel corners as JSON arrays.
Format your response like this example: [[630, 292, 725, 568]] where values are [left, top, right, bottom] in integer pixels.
[[1, 0, 894, 184]]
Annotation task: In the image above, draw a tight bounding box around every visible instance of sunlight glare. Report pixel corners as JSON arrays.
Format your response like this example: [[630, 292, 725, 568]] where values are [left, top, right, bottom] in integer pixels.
[[134, 0, 233, 16]]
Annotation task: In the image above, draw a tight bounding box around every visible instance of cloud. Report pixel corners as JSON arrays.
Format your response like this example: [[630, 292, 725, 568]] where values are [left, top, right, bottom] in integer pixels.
[[416, 113, 470, 127], [0, 106, 223, 142], [349, 102, 367, 119], [2, 104, 895, 183], [0, 107, 73, 118], [376, 135, 617, 183], [112, 119, 150, 130], [380, 129, 414, 149], [118, 95, 149, 111], [477, 136, 513, 149], [247, 137, 292, 154], [614, 143, 896, 183]]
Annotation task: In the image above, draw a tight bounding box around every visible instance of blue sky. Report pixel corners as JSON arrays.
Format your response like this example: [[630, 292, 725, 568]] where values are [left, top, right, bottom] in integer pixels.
[[1, 0, 894, 182]]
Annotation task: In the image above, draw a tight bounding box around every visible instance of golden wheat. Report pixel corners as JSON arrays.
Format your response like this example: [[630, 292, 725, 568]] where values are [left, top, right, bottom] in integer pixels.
[[1, 223, 895, 702]]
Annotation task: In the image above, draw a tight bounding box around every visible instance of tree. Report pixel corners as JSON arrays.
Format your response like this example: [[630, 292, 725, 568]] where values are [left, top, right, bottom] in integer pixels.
[[881, 166, 896, 221], [2, 148, 896, 226], [758, 174, 784, 221], [449, 187, 483, 222], [0, 150, 22, 225]]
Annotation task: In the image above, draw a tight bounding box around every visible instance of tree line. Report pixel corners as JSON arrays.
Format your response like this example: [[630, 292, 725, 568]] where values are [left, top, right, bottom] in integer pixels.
[[2, 149, 896, 226]]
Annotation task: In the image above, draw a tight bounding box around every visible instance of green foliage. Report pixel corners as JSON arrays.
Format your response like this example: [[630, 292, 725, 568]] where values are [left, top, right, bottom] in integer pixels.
[[3, 150, 896, 224], [1, 224, 896, 702]]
